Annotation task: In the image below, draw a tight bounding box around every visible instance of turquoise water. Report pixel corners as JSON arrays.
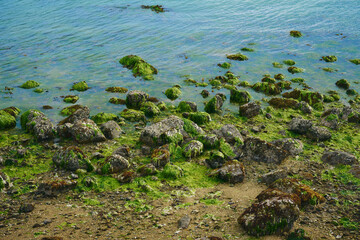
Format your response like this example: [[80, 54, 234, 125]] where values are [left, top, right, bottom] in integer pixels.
[[1, 0, 360, 122]]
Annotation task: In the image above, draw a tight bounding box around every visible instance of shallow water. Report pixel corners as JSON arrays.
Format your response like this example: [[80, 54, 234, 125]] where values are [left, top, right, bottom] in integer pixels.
[[1, 0, 360, 122]]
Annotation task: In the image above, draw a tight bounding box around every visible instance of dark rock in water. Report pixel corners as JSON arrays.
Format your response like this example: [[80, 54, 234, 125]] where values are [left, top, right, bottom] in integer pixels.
[[125, 90, 149, 110], [205, 95, 225, 114], [322, 55, 337, 62], [230, 89, 251, 104], [252, 82, 282, 95], [188, 112, 211, 125], [238, 195, 300, 236], [335, 79, 350, 89], [290, 30, 302, 37], [183, 140, 203, 159], [260, 169, 288, 185], [20, 110, 55, 141], [101, 154, 129, 174], [288, 118, 313, 134], [201, 89, 209, 98], [226, 53, 248, 61], [239, 102, 261, 118], [113, 145, 131, 158], [242, 137, 289, 164], [141, 5, 165, 13], [152, 148, 170, 168], [0, 172, 12, 192], [43, 105, 53, 110], [306, 126, 331, 142], [212, 160, 245, 184], [52, 146, 93, 172], [206, 150, 225, 169], [270, 138, 303, 156], [100, 120, 122, 139], [165, 86, 182, 100], [19, 203, 35, 213], [321, 151, 358, 166], [36, 179, 77, 197], [282, 89, 322, 106], [215, 124, 243, 145], [140, 101, 161, 117], [178, 215, 191, 229]]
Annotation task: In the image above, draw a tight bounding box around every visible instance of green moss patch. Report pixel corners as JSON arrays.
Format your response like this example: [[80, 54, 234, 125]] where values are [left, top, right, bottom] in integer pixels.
[[119, 55, 158, 80], [105, 87, 128, 93], [71, 81, 89, 91], [20, 80, 40, 89], [227, 53, 248, 61]]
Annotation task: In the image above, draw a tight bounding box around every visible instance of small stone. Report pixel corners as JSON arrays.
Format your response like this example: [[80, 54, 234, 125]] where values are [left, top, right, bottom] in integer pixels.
[[19, 203, 35, 213], [178, 215, 191, 229]]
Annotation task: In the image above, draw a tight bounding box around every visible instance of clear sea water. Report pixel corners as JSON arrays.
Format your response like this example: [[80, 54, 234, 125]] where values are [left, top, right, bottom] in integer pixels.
[[1, 0, 360, 122]]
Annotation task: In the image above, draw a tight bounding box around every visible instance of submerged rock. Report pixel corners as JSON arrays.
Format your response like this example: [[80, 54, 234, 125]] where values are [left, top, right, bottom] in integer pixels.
[[109, 97, 126, 105], [274, 73, 285, 80], [200, 89, 210, 98], [105, 87, 128, 93], [20, 109, 55, 141], [290, 30, 302, 37], [217, 62, 231, 69], [321, 151, 358, 166], [336, 79, 350, 89], [349, 59, 360, 65], [53, 146, 93, 172], [239, 102, 261, 118], [283, 60, 296, 66], [272, 62, 283, 68], [119, 55, 158, 80], [182, 140, 203, 159], [141, 5, 165, 13]]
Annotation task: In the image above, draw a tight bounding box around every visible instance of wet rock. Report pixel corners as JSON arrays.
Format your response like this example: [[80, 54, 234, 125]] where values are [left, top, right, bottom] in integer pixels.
[[119, 55, 158, 80], [165, 86, 182, 100], [113, 145, 131, 158], [2, 106, 20, 117], [101, 154, 129, 174], [188, 112, 211, 125], [0, 172, 12, 192], [306, 126, 331, 141], [120, 109, 145, 122], [239, 102, 261, 118], [205, 95, 225, 114], [218, 62, 231, 69], [178, 101, 197, 113], [335, 79, 350, 89], [91, 112, 118, 125], [125, 90, 149, 110], [288, 117, 313, 134], [36, 180, 77, 197], [198, 134, 219, 149], [282, 89, 322, 106], [275, 73, 285, 80], [238, 195, 300, 236], [0, 110, 16, 130], [52, 146, 93, 172], [70, 119, 106, 143], [141, 101, 161, 117], [178, 215, 191, 229], [141, 5, 165, 13], [290, 30, 302, 37], [227, 53, 248, 61], [260, 169, 288, 185], [100, 120, 122, 139], [320, 108, 341, 129], [297, 101, 312, 114], [349, 59, 360, 65], [321, 151, 358, 166], [230, 89, 251, 104], [19, 203, 35, 213], [322, 55, 337, 62], [20, 110, 55, 141], [59, 105, 89, 125], [109, 97, 126, 105], [215, 124, 243, 145], [212, 160, 245, 184], [270, 138, 303, 156], [71, 81, 89, 91], [201, 89, 210, 98], [105, 87, 128, 93], [242, 137, 289, 164], [20, 80, 40, 89], [152, 148, 170, 168], [206, 150, 225, 169], [252, 82, 282, 95], [268, 98, 298, 109], [63, 95, 79, 104], [183, 140, 203, 159]]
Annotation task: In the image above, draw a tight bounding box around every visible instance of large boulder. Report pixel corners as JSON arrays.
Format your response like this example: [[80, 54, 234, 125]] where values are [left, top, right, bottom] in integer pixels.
[[126, 90, 149, 110], [211, 160, 245, 184], [321, 151, 358, 166], [270, 138, 303, 156], [52, 146, 93, 172], [288, 117, 313, 134], [21, 110, 55, 141], [239, 102, 261, 118], [100, 120, 122, 139], [242, 137, 289, 164]]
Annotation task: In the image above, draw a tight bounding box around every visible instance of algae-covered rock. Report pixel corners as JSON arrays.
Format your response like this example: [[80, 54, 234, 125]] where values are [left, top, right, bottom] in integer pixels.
[[177, 101, 197, 113], [209, 79, 222, 87], [290, 30, 302, 37], [198, 134, 219, 149], [53, 146, 93, 172], [217, 62, 231, 69], [306, 126, 331, 142], [241, 47, 254, 52], [268, 98, 299, 109], [261, 76, 276, 83], [109, 97, 126, 105], [201, 89, 210, 98], [204, 94, 225, 113], [157, 101, 167, 111], [270, 138, 303, 156], [321, 151, 358, 166], [71, 81, 89, 91], [140, 101, 161, 117], [165, 86, 182, 100], [272, 62, 283, 68], [20, 109, 55, 141], [322, 55, 337, 62], [63, 95, 79, 104], [346, 89, 357, 96], [141, 5, 165, 13], [126, 90, 149, 109], [33, 88, 44, 93], [101, 154, 129, 174], [60, 104, 86, 116], [282, 89, 323, 106], [20, 80, 40, 89], [288, 117, 313, 134], [206, 150, 225, 169], [239, 102, 261, 118], [0, 172, 12, 192], [70, 119, 107, 143], [152, 149, 170, 168], [252, 82, 282, 95], [188, 112, 211, 125], [323, 67, 337, 72], [120, 109, 145, 122], [100, 120, 122, 140], [283, 60, 296, 66], [91, 112, 118, 125], [182, 140, 204, 159], [105, 87, 128, 93], [288, 66, 304, 74], [230, 89, 251, 104], [0, 110, 16, 130], [274, 73, 285, 80], [216, 124, 243, 145], [2, 106, 20, 117], [227, 53, 248, 61], [349, 59, 360, 65], [323, 92, 340, 102], [240, 81, 251, 87], [219, 138, 235, 159], [336, 79, 350, 89], [212, 160, 245, 184], [160, 163, 184, 180], [119, 55, 158, 80]]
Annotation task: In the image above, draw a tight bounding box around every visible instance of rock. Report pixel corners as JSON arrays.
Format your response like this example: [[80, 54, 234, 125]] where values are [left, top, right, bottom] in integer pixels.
[[0, 172, 12, 192], [178, 101, 197, 113], [91, 112, 118, 125], [215, 124, 243, 145], [2, 106, 20, 117], [198, 134, 219, 149], [160, 163, 184, 179], [137, 164, 157, 177], [260, 169, 288, 185], [288, 66, 304, 74], [287, 229, 311, 240], [206, 150, 225, 169], [69, 119, 106, 143], [183, 140, 204, 159], [238, 195, 300, 236], [230, 89, 251, 104], [201, 90, 210, 98], [218, 62, 231, 69], [20, 80, 40, 89], [125, 90, 149, 109], [288, 117, 313, 134], [282, 89, 322, 106], [119, 55, 158, 80], [82, 176, 97, 188], [101, 154, 129, 174], [212, 160, 245, 184], [165, 86, 182, 100], [178, 215, 191, 229], [335, 79, 350, 89], [298, 101, 312, 114], [239, 102, 261, 118], [205, 95, 224, 113], [226, 53, 248, 61], [100, 120, 122, 139], [306, 126, 331, 141], [71, 81, 89, 91], [140, 102, 161, 117], [270, 138, 303, 156], [252, 82, 282, 95], [63, 95, 79, 104], [152, 148, 170, 168], [20, 110, 55, 141], [116, 171, 136, 183], [188, 112, 211, 125], [242, 137, 289, 164], [268, 98, 298, 109], [290, 30, 302, 37], [113, 145, 131, 158], [19, 203, 35, 213], [321, 151, 358, 166], [59, 105, 90, 124], [0, 110, 16, 130], [349, 59, 360, 65], [320, 108, 341, 129], [274, 74, 286, 80], [349, 165, 360, 178], [52, 146, 93, 172], [36, 180, 77, 197], [256, 188, 301, 207], [41, 236, 64, 240], [120, 109, 145, 122], [322, 55, 337, 62]]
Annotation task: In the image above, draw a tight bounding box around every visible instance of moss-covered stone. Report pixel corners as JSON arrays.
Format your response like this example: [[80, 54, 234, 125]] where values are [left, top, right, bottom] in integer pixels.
[[241, 47, 254, 52], [290, 78, 305, 83], [230, 89, 251, 104], [60, 105, 83, 116], [290, 30, 302, 37], [120, 109, 145, 122], [336, 79, 350, 89], [346, 89, 358, 96], [119, 55, 158, 80], [268, 98, 299, 109], [63, 95, 79, 104], [126, 90, 149, 109], [182, 140, 204, 158], [157, 101, 167, 111], [283, 60, 296, 66], [204, 95, 224, 113], [20, 109, 42, 129], [141, 5, 165, 13], [272, 62, 283, 68], [201, 90, 210, 98], [195, 82, 208, 87], [322, 67, 337, 72], [2, 107, 20, 117], [140, 101, 161, 117], [33, 88, 44, 93], [209, 79, 222, 87], [322, 55, 337, 62], [188, 112, 211, 125], [276, 81, 292, 90], [252, 82, 282, 95], [20, 80, 40, 89], [240, 81, 251, 87], [165, 86, 182, 100], [217, 62, 231, 69], [0, 111, 16, 130], [282, 89, 323, 106], [227, 53, 248, 61], [261, 76, 276, 83], [177, 101, 197, 113], [109, 97, 126, 105], [349, 59, 360, 65], [160, 163, 183, 180], [323, 93, 340, 102], [219, 138, 235, 158], [90, 112, 118, 125], [288, 66, 304, 74], [71, 81, 89, 91], [105, 87, 128, 93], [274, 74, 285, 80]]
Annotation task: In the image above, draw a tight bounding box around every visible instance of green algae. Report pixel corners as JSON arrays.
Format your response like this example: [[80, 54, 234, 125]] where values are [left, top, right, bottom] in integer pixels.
[[217, 62, 231, 69], [323, 67, 337, 72], [141, 5, 165, 13], [227, 53, 249, 61], [322, 55, 337, 62], [204, 96, 221, 113], [140, 101, 161, 117], [109, 97, 126, 105], [20, 80, 40, 89], [2, 107, 20, 117], [63, 95, 79, 104], [230, 89, 251, 104], [195, 82, 208, 87], [349, 59, 360, 65], [291, 78, 305, 83], [90, 112, 118, 125], [33, 88, 44, 93], [209, 79, 222, 87], [0, 111, 16, 130], [188, 112, 211, 125], [272, 62, 283, 68], [274, 74, 285, 80], [252, 82, 282, 95], [165, 86, 182, 100], [120, 109, 145, 122], [336, 79, 350, 89], [346, 89, 358, 96], [60, 105, 82, 116], [288, 66, 304, 74], [71, 81, 89, 91], [177, 101, 195, 113], [262, 76, 276, 83], [283, 60, 296, 66], [119, 55, 158, 80], [290, 30, 302, 37], [20, 109, 42, 129], [241, 47, 254, 52], [282, 89, 323, 106], [105, 87, 128, 93], [219, 138, 235, 158], [240, 81, 251, 87]]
